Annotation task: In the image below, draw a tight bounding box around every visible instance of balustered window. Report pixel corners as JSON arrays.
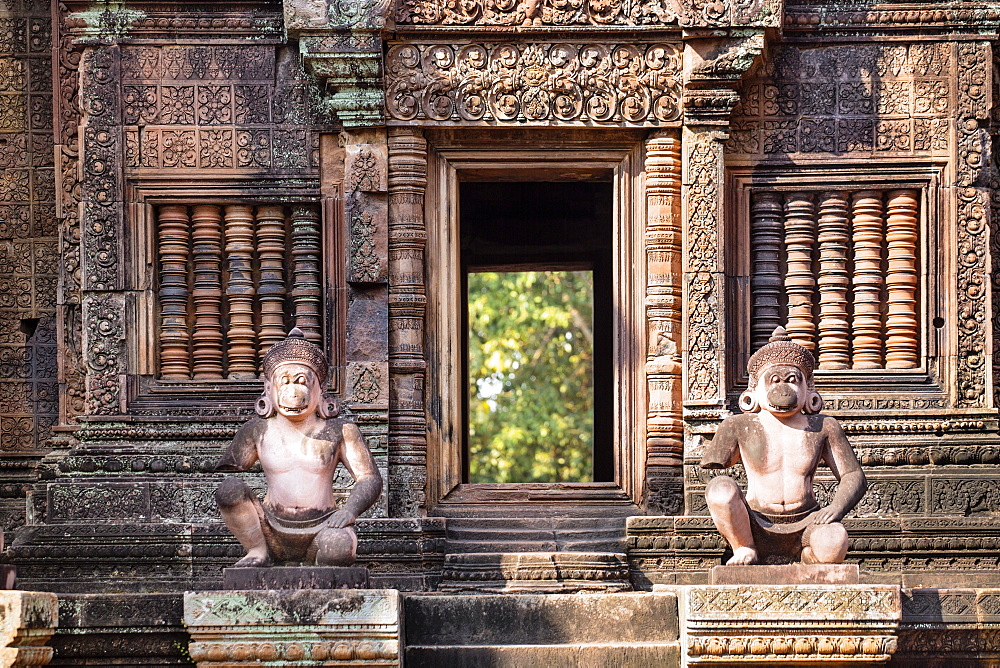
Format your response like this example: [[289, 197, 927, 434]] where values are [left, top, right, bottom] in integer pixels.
[[155, 203, 323, 381], [748, 188, 921, 371]]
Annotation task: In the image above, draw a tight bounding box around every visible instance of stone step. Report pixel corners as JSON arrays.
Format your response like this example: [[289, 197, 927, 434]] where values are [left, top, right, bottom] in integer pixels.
[[404, 592, 679, 667], [439, 552, 631, 593], [444, 517, 628, 554]]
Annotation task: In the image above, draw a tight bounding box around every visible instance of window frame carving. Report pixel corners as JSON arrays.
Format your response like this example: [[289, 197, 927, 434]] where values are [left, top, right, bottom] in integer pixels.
[[121, 179, 344, 413], [725, 163, 948, 409]]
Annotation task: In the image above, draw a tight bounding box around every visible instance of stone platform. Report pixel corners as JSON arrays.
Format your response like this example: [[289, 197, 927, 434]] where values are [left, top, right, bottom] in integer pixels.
[[184, 589, 400, 666], [711, 564, 861, 585], [676, 584, 901, 665]]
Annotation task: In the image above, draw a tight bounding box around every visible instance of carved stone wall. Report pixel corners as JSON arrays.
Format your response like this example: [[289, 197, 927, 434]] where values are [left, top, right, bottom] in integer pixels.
[[0, 0, 56, 533]]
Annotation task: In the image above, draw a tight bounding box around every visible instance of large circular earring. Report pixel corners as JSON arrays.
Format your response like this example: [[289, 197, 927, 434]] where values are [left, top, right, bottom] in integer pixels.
[[318, 395, 340, 419], [255, 393, 274, 418], [738, 390, 760, 413], [805, 390, 824, 414]]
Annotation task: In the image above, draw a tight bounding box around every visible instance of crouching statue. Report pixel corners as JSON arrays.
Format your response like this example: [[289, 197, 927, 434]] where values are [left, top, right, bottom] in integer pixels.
[[701, 327, 867, 566], [215, 328, 382, 567]]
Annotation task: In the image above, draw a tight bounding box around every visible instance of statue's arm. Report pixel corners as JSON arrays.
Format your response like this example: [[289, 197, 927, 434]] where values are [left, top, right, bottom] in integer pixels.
[[815, 417, 867, 524], [330, 422, 383, 527], [214, 419, 264, 472], [700, 417, 742, 469]]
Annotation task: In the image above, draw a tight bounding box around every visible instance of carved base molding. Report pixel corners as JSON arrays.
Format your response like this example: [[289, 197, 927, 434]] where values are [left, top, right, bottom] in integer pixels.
[[628, 516, 1000, 589], [0, 590, 58, 667], [184, 589, 401, 667], [439, 552, 631, 593], [9, 519, 445, 594], [677, 584, 901, 665]]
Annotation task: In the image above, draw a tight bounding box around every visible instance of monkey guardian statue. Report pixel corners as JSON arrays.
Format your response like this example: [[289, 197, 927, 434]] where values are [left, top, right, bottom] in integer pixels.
[[701, 327, 867, 566], [214, 328, 383, 567]]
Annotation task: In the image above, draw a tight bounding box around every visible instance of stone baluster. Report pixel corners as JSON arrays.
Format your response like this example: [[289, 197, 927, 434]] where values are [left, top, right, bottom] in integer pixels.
[[850, 191, 885, 369], [256, 205, 288, 358], [749, 192, 784, 352], [644, 131, 683, 480], [157, 205, 192, 380], [290, 204, 323, 345], [885, 189, 920, 368], [388, 128, 428, 516], [190, 205, 225, 380], [816, 191, 851, 369], [224, 204, 257, 379], [783, 192, 818, 351]]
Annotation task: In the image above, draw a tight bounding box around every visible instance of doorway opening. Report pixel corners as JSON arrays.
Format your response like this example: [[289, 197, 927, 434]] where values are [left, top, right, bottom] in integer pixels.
[[460, 181, 613, 484]]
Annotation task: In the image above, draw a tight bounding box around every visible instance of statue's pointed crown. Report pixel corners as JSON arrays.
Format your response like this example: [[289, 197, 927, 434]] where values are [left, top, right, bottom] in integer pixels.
[[262, 328, 328, 385], [746, 326, 816, 385]]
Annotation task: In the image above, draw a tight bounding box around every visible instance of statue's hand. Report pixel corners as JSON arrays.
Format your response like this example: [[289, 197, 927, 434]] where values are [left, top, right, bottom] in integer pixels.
[[812, 506, 842, 525], [327, 508, 357, 529]]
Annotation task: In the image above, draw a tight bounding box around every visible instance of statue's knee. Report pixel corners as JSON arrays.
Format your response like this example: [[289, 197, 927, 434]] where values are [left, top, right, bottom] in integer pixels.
[[705, 476, 740, 508], [314, 528, 357, 567], [808, 522, 849, 563], [215, 477, 252, 507]]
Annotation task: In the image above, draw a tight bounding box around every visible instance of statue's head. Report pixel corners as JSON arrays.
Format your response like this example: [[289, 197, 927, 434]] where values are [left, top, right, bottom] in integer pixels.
[[256, 328, 339, 420], [739, 326, 823, 416]]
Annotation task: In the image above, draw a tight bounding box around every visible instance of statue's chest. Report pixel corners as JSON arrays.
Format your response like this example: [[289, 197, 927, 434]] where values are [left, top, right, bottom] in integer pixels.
[[258, 429, 339, 475]]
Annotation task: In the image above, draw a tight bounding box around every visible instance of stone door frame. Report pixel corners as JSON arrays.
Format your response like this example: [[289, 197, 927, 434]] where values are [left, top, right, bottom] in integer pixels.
[[406, 129, 655, 510]]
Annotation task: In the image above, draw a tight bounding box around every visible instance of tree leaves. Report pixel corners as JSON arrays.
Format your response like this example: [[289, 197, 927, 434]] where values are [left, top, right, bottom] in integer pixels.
[[467, 270, 594, 483]]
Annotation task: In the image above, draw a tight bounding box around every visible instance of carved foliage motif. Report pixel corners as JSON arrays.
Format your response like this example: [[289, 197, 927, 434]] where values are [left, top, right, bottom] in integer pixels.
[[728, 43, 953, 158], [685, 131, 724, 402], [119, 45, 318, 173], [385, 42, 682, 125], [0, 0, 57, 451]]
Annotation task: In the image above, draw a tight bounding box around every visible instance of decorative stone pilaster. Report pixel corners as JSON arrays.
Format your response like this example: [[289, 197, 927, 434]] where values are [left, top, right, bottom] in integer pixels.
[[386, 128, 428, 517], [0, 591, 58, 667], [681, 32, 765, 415], [644, 131, 685, 514], [683, 585, 901, 665], [184, 589, 401, 666]]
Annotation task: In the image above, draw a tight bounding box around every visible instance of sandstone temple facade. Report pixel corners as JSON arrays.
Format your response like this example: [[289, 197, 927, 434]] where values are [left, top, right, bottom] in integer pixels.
[[2, 0, 1000, 664]]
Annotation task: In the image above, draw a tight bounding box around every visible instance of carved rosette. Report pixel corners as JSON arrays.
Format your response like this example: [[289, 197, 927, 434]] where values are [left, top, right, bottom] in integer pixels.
[[385, 42, 682, 125], [387, 128, 428, 517]]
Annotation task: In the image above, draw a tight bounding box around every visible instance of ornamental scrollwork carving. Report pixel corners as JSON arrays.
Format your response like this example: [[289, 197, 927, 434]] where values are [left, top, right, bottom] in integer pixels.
[[385, 42, 682, 125], [955, 41, 990, 408], [397, 0, 680, 27]]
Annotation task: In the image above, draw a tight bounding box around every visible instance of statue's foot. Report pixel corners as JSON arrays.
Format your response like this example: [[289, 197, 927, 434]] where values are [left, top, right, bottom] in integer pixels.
[[726, 546, 758, 565], [234, 551, 271, 568]]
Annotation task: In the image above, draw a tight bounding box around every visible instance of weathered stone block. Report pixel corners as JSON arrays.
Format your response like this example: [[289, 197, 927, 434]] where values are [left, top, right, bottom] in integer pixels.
[[222, 567, 368, 590], [0, 590, 58, 667], [184, 589, 400, 666], [683, 584, 901, 665]]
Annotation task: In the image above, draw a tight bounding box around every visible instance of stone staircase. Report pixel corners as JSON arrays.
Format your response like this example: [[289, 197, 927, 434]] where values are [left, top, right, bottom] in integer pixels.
[[403, 591, 680, 667], [439, 515, 631, 593]]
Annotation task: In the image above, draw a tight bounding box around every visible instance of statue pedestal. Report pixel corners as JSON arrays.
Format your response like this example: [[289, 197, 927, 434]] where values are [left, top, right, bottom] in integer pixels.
[[184, 589, 400, 666], [223, 566, 369, 590], [710, 564, 860, 585], [682, 584, 901, 665], [0, 590, 57, 667]]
